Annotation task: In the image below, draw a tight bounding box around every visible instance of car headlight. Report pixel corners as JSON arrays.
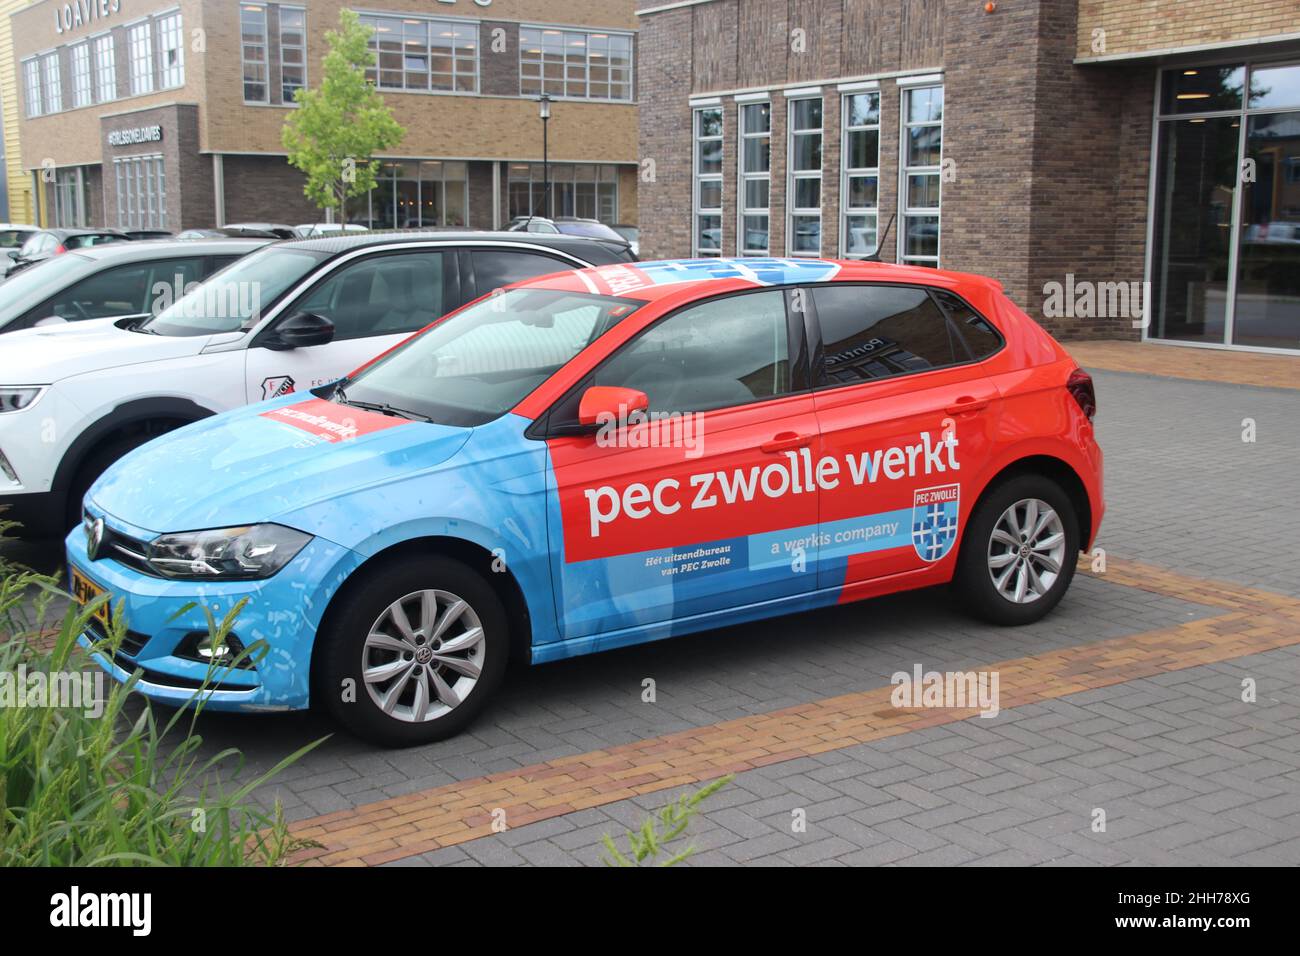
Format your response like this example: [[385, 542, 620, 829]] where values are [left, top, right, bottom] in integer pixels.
[[0, 387, 45, 413], [147, 524, 313, 580]]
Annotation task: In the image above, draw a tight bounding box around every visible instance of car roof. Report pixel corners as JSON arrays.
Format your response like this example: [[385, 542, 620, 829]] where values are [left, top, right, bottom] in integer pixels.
[[41, 227, 126, 237], [71, 237, 271, 261], [515, 257, 1005, 302], [275, 228, 629, 257]]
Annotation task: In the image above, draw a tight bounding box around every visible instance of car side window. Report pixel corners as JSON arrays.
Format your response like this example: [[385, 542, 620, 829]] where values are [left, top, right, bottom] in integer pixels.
[[471, 249, 570, 295], [594, 289, 791, 413], [47, 263, 152, 320], [811, 285, 962, 384], [931, 289, 1003, 360], [295, 251, 447, 341]]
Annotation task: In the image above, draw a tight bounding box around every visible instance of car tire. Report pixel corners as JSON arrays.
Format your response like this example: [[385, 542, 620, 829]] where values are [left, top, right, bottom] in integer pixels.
[[952, 474, 1080, 626], [65, 433, 160, 532], [318, 555, 508, 747]]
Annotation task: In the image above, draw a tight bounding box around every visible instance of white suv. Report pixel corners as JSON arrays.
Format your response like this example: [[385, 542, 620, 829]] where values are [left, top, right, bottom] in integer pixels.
[[0, 231, 636, 536]]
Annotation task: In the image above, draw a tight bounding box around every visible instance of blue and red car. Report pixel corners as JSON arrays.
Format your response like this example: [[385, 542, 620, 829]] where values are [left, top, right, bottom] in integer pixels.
[[68, 257, 1102, 745]]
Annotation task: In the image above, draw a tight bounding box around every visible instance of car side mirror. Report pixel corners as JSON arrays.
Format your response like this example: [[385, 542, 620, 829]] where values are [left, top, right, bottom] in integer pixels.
[[578, 385, 649, 427], [265, 312, 335, 350], [4, 250, 17, 261]]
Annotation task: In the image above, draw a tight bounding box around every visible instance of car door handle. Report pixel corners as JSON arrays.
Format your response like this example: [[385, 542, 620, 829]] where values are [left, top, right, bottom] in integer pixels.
[[945, 397, 989, 415], [760, 431, 814, 454]]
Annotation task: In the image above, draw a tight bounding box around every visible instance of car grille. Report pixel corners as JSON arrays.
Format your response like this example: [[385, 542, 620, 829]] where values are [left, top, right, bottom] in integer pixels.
[[85, 615, 150, 660], [98, 525, 160, 577]]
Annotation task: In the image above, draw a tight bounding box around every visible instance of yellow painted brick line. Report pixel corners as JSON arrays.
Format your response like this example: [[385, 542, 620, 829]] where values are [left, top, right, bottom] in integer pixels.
[[288, 558, 1300, 865]]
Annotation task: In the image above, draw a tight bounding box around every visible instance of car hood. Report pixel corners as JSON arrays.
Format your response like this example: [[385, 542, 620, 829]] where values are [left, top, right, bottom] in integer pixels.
[[88, 395, 473, 535], [1, 319, 209, 381]]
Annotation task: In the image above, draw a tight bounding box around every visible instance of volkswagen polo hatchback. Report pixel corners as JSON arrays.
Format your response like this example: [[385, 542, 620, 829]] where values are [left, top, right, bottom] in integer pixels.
[[68, 258, 1103, 746]]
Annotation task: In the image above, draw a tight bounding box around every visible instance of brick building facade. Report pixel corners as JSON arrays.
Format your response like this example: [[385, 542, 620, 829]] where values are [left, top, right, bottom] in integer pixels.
[[12, 0, 640, 232], [637, 0, 1300, 352]]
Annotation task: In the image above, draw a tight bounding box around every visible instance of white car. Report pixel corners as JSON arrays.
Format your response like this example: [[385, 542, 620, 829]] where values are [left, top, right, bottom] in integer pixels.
[[294, 223, 370, 238], [0, 230, 637, 536]]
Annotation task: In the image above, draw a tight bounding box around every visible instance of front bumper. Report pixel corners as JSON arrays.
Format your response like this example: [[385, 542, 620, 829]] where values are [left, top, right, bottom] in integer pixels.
[[66, 509, 364, 712]]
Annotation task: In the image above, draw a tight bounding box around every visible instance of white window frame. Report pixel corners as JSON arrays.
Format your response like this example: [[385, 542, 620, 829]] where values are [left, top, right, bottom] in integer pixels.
[[71, 42, 93, 108], [94, 33, 117, 102], [692, 105, 723, 257], [128, 21, 155, 96], [155, 10, 184, 90], [114, 153, 167, 230], [898, 83, 943, 267], [840, 88, 881, 258], [360, 12, 479, 95], [23, 58, 42, 117], [241, 3, 269, 103], [786, 93, 823, 257], [278, 5, 306, 104], [42, 52, 63, 114], [51, 167, 86, 227], [518, 26, 633, 102], [737, 98, 770, 256]]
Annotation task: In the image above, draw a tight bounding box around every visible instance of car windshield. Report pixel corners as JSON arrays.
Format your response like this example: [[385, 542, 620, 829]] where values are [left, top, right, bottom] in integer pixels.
[[0, 254, 96, 328], [557, 221, 624, 241], [141, 246, 328, 336], [0, 230, 30, 248], [340, 288, 641, 427]]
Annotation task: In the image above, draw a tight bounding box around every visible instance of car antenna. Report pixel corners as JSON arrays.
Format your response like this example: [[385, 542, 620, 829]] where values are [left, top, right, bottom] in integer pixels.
[[864, 214, 896, 262]]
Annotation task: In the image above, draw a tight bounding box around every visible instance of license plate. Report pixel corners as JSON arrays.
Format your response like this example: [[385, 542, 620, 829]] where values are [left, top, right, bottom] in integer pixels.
[[71, 569, 111, 629]]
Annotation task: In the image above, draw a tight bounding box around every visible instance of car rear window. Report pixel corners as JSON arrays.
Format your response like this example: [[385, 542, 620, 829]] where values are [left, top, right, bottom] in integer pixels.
[[812, 285, 964, 383], [931, 289, 1003, 360]]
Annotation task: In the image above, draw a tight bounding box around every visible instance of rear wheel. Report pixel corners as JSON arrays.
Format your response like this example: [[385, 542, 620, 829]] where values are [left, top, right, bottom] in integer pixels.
[[318, 556, 508, 746], [953, 474, 1079, 626]]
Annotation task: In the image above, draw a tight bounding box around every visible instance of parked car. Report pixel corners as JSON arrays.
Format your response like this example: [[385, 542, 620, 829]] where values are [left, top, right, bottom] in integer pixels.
[[610, 223, 639, 256], [293, 223, 370, 238], [66, 257, 1102, 745], [176, 228, 227, 239], [0, 224, 38, 269], [0, 231, 638, 536], [506, 215, 560, 234], [0, 237, 268, 335], [123, 230, 174, 241], [5, 228, 129, 277], [219, 222, 299, 239], [508, 216, 633, 256]]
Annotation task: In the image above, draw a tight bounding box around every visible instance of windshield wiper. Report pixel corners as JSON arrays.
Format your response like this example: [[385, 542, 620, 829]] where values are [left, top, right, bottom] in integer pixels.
[[335, 391, 434, 423]]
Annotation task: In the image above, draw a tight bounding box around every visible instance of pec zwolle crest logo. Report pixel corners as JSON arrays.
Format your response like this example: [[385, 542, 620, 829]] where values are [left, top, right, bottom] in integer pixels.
[[912, 483, 960, 562]]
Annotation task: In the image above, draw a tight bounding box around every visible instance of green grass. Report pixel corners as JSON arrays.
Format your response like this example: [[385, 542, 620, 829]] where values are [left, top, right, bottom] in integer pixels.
[[0, 535, 324, 866]]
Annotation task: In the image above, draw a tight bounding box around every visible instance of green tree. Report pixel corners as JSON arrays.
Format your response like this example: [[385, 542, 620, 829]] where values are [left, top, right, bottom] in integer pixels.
[[281, 9, 404, 224]]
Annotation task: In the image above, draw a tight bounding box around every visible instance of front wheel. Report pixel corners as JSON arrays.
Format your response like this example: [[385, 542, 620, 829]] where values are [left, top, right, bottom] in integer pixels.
[[319, 556, 508, 746], [952, 474, 1080, 626]]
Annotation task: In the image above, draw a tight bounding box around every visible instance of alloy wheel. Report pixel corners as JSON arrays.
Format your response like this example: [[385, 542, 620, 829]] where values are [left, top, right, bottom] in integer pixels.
[[987, 498, 1067, 604]]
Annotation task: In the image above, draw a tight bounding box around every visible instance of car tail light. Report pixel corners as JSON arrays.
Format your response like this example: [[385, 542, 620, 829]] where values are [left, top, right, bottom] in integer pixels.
[[1067, 368, 1096, 421], [53, 244, 67, 254]]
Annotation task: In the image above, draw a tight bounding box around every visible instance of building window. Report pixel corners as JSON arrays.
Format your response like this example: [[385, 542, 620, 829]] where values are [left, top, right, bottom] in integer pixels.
[[115, 154, 167, 230], [361, 14, 478, 94], [71, 43, 93, 108], [94, 33, 116, 102], [519, 27, 632, 101], [279, 6, 306, 103], [738, 101, 770, 255], [506, 163, 619, 222], [241, 4, 268, 103], [42, 52, 63, 114], [51, 168, 86, 227], [841, 90, 880, 257], [693, 107, 723, 256], [23, 59, 41, 117], [787, 95, 823, 256], [129, 21, 154, 95], [899, 85, 942, 267], [345, 160, 469, 230], [156, 12, 184, 89]]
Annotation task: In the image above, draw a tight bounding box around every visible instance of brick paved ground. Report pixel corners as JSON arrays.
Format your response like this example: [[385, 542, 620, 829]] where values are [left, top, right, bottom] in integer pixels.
[[5, 353, 1298, 866]]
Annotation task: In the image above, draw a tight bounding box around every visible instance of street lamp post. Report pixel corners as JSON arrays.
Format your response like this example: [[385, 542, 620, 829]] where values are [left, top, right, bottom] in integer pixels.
[[538, 93, 551, 219]]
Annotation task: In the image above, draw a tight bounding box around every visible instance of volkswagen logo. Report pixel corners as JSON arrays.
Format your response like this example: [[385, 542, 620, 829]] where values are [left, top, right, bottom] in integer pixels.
[[85, 516, 105, 561]]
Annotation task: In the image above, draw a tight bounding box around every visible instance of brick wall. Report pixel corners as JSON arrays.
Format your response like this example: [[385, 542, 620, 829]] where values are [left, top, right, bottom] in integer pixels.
[[221, 154, 317, 224], [1078, 0, 1300, 59]]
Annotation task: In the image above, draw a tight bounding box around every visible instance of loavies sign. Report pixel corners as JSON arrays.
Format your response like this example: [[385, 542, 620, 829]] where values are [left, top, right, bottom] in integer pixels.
[[54, 0, 121, 35]]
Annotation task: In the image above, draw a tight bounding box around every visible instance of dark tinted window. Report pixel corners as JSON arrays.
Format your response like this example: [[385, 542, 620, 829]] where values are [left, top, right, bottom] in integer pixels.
[[812, 285, 959, 384], [48, 262, 153, 319], [472, 249, 570, 295], [66, 233, 124, 248], [595, 289, 790, 413], [297, 251, 447, 341], [932, 289, 1002, 360]]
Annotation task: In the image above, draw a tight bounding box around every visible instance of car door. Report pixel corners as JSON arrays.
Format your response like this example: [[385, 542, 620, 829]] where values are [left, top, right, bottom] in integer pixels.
[[243, 248, 455, 402], [807, 283, 1001, 594], [544, 287, 821, 643]]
